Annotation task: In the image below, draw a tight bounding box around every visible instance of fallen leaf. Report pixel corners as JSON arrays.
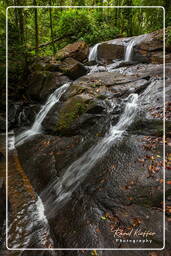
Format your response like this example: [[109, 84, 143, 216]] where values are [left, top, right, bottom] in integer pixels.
[[101, 216, 107, 220], [138, 158, 145, 163], [148, 252, 158, 256], [96, 228, 100, 233], [91, 250, 98, 256]]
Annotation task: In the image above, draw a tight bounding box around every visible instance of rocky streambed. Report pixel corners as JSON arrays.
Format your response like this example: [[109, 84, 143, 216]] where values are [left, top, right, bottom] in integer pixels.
[[0, 28, 171, 256]]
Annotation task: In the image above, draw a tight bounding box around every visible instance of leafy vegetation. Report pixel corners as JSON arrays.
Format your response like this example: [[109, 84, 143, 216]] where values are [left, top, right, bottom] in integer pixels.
[[1, 0, 171, 56], [0, 0, 170, 89]]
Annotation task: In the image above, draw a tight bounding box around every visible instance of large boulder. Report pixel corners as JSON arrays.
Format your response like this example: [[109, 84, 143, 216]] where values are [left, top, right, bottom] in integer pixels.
[[26, 71, 70, 102], [42, 93, 107, 136], [129, 63, 171, 137], [56, 41, 89, 62], [97, 43, 125, 63], [133, 27, 171, 64], [58, 57, 87, 80], [73, 71, 149, 87], [94, 28, 171, 64], [42, 71, 150, 136]]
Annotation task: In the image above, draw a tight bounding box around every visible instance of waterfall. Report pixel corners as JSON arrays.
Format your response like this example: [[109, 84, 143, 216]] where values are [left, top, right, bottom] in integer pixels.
[[8, 131, 15, 151], [15, 82, 70, 146], [88, 43, 100, 62], [8, 196, 54, 248], [43, 93, 138, 217], [125, 39, 135, 62]]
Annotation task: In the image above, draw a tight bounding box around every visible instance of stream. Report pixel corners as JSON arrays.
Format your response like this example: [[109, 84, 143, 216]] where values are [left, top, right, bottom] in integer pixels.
[[2, 33, 169, 253]]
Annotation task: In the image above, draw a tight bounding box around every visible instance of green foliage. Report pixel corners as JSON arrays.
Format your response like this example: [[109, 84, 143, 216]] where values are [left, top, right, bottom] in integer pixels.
[[166, 27, 171, 49], [0, 0, 171, 62], [57, 9, 93, 39], [55, 9, 120, 46]]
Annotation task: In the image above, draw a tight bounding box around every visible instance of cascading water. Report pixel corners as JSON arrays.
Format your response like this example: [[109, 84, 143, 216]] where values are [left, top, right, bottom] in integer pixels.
[[43, 93, 138, 217], [7, 134, 55, 249], [88, 43, 100, 62], [8, 196, 54, 248], [125, 39, 135, 62], [15, 82, 70, 146]]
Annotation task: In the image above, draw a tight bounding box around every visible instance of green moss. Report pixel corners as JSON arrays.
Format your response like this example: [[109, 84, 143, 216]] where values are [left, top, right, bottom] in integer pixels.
[[96, 94, 106, 100], [90, 80, 103, 88], [56, 98, 88, 133]]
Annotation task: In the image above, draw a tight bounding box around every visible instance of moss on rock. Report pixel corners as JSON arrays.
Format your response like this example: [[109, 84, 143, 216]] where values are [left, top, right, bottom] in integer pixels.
[[56, 95, 89, 134]]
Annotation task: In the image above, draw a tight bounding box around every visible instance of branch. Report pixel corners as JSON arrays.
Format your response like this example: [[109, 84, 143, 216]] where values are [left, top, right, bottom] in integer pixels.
[[30, 34, 74, 50]]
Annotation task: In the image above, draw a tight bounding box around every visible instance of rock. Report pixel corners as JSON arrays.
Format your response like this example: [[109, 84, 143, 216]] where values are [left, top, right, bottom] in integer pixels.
[[133, 27, 171, 64], [44, 63, 61, 72], [42, 71, 150, 136], [0, 180, 5, 246], [150, 52, 171, 64], [43, 134, 169, 249], [131, 67, 171, 136], [97, 43, 125, 63], [17, 134, 85, 193], [110, 63, 167, 78], [29, 56, 52, 72], [16, 104, 41, 128], [43, 94, 105, 136], [27, 71, 70, 102], [56, 41, 89, 62], [0, 115, 5, 132], [74, 71, 149, 87], [58, 57, 87, 80]]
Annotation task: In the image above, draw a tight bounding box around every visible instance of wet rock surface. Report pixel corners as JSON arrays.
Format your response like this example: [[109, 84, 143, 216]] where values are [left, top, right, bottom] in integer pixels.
[[93, 28, 171, 65], [1, 31, 171, 255], [97, 43, 125, 63], [58, 57, 87, 80], [27, 71, 70, 102], [133, 28, 171, 64]]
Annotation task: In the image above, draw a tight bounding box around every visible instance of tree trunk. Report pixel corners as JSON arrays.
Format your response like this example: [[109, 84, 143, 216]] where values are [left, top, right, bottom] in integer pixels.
[[127, 0, 133, 36], [16, 0, 24, 43], [33, 0, 39, 55], [49, 0, 56, 55], [13, 0, 19, 32]]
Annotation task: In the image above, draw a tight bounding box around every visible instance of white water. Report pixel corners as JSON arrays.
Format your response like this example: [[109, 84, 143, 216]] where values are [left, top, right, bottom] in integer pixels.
[[15, 83, 70, 146], [8, 131, 15, 151], [125, 39, 135, 62], [44, 93, 138, 216], [8, 196, 54, 248], [88, 43, 100, 62]]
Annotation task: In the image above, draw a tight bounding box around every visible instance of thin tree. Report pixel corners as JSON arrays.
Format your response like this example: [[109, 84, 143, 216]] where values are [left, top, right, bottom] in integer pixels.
[[13, 0, 19, 35], [49, 0, 56, 55], [16, 0, 25, 43], [33, 0, 39, 55]]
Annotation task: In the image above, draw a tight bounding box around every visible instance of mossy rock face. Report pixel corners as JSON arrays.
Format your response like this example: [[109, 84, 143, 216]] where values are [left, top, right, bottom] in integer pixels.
[[56, 95, 91, 135], [30, 62, 46, 71]]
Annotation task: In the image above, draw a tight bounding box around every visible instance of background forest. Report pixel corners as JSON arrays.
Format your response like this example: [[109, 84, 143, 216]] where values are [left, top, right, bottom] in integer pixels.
[[1, 0, 171, 57], [0, 0, 171, 111], [0, 0, 171, 252]]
